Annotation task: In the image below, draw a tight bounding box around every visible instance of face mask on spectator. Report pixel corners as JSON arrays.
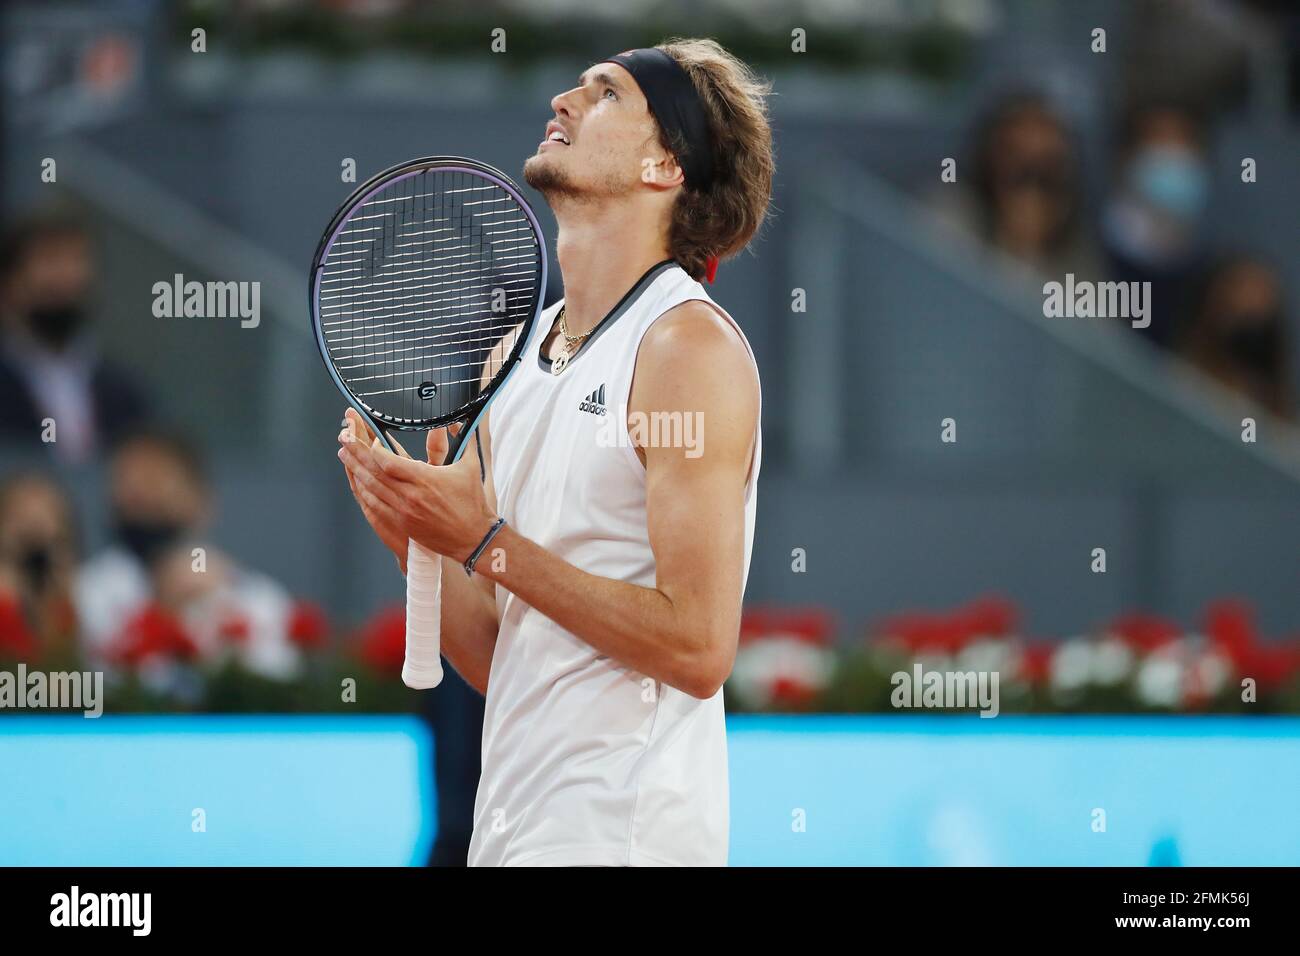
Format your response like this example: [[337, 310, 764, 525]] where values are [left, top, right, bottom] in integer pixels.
[[1218, 317, 1282, 375], [26, 301, 88, 349], [115, 517, 186, 566], [1128, 146, 1208, 222], [18, 543, 54, 593]]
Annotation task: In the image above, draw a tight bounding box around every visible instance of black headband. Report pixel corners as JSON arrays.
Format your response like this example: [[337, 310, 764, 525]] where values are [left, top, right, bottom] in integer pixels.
[[602, 48, 715, 192]]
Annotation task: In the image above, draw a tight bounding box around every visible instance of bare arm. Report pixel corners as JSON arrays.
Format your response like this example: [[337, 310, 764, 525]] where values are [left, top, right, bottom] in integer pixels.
[[429, 418, 500, 694], [348, 301, 759, 698]]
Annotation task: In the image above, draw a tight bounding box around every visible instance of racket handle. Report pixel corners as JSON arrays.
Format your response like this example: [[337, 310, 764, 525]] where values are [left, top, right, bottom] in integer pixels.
[[402, 538, 444, 689]]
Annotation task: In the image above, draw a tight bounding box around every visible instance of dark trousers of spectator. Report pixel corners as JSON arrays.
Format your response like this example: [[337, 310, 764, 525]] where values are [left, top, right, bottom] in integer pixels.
[[418, 662, 485, 867]]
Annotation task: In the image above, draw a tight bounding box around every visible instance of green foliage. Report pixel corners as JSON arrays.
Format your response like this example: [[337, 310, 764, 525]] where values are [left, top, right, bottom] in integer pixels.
[[726, 645, 1300, 715], [0, 653, 417, 716], [172, 2, 973, 78]]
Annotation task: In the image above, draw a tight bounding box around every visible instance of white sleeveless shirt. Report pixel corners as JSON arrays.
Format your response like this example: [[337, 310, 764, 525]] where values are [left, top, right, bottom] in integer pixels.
[[467, 260, 762, 867]]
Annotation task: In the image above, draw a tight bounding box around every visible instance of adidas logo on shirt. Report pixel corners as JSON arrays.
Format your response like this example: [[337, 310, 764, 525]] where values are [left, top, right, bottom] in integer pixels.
[[579, 384, 607, 416]]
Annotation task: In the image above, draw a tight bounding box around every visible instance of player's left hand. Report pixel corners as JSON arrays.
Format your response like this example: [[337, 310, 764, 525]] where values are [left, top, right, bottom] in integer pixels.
[[339, 433, 496, 564]]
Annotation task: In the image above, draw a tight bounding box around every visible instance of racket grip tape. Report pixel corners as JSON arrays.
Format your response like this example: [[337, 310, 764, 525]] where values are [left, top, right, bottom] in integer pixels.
[[401, 538, 444, 689]]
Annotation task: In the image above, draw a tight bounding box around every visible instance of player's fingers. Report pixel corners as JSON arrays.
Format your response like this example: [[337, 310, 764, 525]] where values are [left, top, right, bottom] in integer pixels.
[[373, 437, 433, 484], [340, 453, 377, 509], [351, 453, 406, 510], [356, 483, 397, 523], [342, 408, 374, 444], [427, 421, 466, 465], [371, 436, 401, 469], [426, 426, 449, 464], [339, 441, 398, 501], [342, 462, 397, 532], [340, 413, 407, 461], [339, 453, 360, 496]]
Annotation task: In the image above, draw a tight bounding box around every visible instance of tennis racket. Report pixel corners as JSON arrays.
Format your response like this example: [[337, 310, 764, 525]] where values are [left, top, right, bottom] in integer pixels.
[[309, 156, 548, 689]]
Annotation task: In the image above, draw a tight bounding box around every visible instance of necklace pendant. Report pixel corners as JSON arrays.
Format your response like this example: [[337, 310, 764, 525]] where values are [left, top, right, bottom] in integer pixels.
[[552, 348, 570, 375]]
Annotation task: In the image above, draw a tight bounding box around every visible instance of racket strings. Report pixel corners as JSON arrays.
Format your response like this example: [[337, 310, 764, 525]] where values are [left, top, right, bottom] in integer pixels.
[[319, 273, 536, 316], [318, 165, 539, 425]]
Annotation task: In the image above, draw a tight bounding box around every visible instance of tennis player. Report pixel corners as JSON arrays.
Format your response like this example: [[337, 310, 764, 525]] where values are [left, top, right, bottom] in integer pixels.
[[338, 38, 773, 866]]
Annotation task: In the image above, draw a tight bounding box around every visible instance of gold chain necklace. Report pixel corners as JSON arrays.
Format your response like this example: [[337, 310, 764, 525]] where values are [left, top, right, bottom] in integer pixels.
[[552, 306, 592, 376]]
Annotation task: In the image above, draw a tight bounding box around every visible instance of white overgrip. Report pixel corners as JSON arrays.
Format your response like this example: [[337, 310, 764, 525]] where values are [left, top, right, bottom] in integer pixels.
[[401, 538, 444, 689]]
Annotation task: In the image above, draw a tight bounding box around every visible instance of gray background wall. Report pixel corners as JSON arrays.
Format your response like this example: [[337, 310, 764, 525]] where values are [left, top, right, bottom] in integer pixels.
[[3, 0, 1297, 638]]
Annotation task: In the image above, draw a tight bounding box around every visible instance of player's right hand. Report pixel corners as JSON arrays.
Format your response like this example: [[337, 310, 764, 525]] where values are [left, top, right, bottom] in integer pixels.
[[338, 408, 410, 571], [337, 410, 465, 573]]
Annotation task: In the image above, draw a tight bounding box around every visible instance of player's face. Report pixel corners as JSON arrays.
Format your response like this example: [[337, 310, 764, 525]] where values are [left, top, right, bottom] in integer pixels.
[[524, 63, 661, 199]]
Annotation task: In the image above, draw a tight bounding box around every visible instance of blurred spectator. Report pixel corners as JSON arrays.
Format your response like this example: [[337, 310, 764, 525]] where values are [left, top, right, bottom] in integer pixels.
[[933, 92, 1104, 281], [0, 211, 152, 462], [1176, 256, 1294, 420], [74, 428, 303, 682], [1120, 0, 1261, 115], [0, 473, 79, 661], [1100, 100, 1212, 349]]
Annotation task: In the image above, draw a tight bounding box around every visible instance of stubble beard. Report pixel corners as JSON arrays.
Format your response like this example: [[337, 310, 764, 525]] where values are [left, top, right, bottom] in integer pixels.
[[524, 153, 627, 209], [524, 154, 581, 200]]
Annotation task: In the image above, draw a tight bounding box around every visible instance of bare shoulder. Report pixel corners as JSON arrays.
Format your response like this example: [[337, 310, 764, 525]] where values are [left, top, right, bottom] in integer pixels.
[[632, 301, 758, 473], [636, 300, 759, 400]]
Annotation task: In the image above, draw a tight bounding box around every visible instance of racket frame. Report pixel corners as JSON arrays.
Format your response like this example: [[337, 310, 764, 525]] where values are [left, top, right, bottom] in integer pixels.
[[308, 155, 548, 461]]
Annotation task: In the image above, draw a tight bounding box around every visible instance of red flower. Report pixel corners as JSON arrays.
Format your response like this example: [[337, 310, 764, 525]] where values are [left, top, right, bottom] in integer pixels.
[[1203, 600, 1300, 690], [956, 595, 1019, 640], [287, 601, 330, 649], [774, 608, 834, 645], [110, 603, 199, 665], [739, 607, 773, 644], [218, 612, 251, 644], [1237, 641, 1300, 691], [1018, 643, 1055, 685], [875, 611, 921, 650], [1205, 599, 1256, 667], [1109, 612, 1181, 653], [875, 612, 962, 655], [769, 676, 821, 708], [356, 606, 406, 675], [0, 594, 38, 661], [873, 597, 1020, 656], [740, 606, 833, 645]]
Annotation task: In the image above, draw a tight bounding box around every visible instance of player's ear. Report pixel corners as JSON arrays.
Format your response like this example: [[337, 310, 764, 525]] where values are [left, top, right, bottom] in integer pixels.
[[642, 151, 685, 191]]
